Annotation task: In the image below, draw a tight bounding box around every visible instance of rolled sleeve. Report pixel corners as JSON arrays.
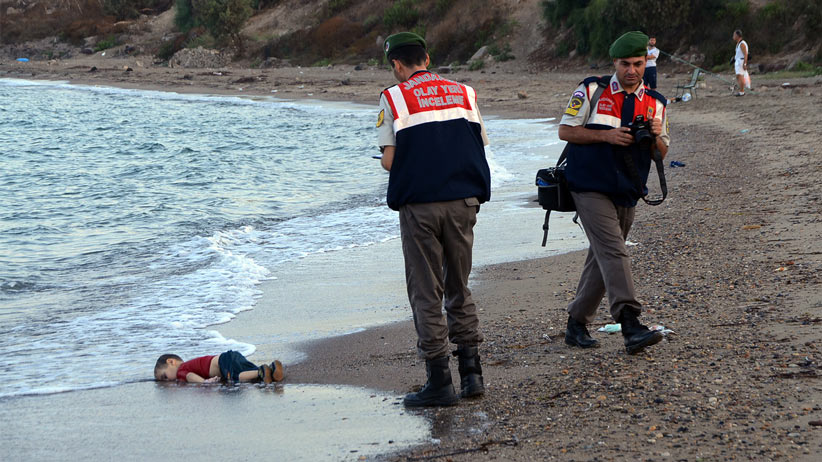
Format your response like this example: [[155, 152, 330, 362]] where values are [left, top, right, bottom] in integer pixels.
[[377, 94, 396, 147], [559, 83, 591, 127], [476, 105, 490, 146], [658, 109, 670, 147]]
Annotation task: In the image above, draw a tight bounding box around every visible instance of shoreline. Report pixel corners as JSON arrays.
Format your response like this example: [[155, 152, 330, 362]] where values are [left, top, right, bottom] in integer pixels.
[[4, 59, 821, 460]]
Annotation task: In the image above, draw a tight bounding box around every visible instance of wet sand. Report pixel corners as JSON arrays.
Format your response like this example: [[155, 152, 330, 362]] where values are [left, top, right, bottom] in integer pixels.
[[0, 381, 428, 461], [2, 56, 821, 460]]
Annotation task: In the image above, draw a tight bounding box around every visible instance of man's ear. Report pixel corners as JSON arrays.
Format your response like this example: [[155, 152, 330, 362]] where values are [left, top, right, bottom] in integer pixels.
[[425, 54, 431, 68]]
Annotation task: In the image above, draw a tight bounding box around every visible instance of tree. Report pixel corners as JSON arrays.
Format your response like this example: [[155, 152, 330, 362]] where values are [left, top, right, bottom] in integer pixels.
[[176, 0, 253, 49]]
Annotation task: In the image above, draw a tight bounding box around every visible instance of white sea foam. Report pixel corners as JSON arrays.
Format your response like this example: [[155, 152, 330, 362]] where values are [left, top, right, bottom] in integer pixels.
[[1, 80, 573, 398]]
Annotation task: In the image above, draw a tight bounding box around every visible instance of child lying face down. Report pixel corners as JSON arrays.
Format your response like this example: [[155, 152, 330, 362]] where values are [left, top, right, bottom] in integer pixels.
[[154, 350, 284, 384]]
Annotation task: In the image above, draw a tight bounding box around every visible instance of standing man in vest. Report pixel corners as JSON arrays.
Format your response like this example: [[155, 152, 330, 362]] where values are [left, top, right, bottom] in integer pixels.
[[733, 29, 750, 96], [643, 36, 659, 90], [376, 32, 491, 407], [559, 31, 670, 355]]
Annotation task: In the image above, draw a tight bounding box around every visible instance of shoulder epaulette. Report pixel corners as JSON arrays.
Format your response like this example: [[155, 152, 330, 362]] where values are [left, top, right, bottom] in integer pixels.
[[645, 89, 667, 106], [581, 75, 610, 87], [379, 84, 395, 98]]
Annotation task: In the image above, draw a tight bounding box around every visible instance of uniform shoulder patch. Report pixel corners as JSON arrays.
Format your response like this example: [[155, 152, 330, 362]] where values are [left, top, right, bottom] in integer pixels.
[[376, 109, 385, 128], [564, 94, 584, 116]]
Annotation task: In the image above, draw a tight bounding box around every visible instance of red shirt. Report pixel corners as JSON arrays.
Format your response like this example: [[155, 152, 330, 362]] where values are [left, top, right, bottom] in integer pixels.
[[176, 355, 215, 381]]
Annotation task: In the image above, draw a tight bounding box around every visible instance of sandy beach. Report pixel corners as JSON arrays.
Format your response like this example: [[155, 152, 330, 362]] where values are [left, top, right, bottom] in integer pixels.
[[3, 55, 821, 460]]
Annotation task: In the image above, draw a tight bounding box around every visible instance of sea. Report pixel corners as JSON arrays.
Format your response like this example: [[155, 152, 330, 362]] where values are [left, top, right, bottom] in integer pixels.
[[0, 78, 585, 459]]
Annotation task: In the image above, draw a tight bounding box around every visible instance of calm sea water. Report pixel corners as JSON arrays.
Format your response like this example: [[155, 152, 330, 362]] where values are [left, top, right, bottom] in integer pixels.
[[0, 78, 572, 399]]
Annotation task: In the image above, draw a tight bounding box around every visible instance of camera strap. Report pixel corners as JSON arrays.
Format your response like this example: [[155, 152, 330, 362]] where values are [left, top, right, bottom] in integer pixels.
[[620, 93, 667, 206], [622, 146, 667, 206]]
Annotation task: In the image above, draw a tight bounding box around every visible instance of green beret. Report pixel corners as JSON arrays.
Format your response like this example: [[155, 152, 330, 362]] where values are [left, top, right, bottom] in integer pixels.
[[609, 31, 650, 58], [383, 32, 426, 58]]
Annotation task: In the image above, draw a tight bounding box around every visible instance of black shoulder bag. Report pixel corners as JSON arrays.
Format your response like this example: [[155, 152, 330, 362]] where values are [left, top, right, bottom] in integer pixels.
[[535, 78, 608, 247]]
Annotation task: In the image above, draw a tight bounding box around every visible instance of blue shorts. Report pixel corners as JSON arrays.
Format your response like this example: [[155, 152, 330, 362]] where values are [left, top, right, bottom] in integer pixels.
[[218, 350, 259, 383], [643, 67, 657, 89]]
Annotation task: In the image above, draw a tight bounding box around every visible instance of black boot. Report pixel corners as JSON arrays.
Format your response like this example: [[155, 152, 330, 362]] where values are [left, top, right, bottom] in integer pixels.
[[620, 310, 663, 355], [564, 315, 600, 348], [403, 356, 459, 407], [454, 345, 485, 398]]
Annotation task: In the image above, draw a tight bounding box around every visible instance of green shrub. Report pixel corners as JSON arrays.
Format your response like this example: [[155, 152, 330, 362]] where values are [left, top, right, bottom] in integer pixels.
[[175, 0, 253, 48], [94, 35, 119, 52], [104, 0, 170, 20], [185, 31, 216, 49], [383, 0, 420, 29], [175, 0, 198, 32], [327, 0, 352, 15], [468, 59, 484, 71], [541, 0, 820, 67], [363, 14, 380, 30], [490, 44, 514, 62], [252, 0, 281, 8], [435, 0, 455, 15], [791, 61, 814, 72]]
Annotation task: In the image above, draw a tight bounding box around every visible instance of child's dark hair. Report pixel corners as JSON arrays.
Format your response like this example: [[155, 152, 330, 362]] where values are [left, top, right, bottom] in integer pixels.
[[388, 45, 427, 68], [154, 354, 182, 378]]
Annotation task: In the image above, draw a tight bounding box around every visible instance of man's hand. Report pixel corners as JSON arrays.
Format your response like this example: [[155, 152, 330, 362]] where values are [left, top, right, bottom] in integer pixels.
[[602, 127, 634, 146], [381, 145, 395, 171], [651, 118, 663, 136]]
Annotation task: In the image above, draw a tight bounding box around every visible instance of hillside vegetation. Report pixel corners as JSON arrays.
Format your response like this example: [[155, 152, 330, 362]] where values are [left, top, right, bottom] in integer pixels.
[[1, 0, 819, 71]]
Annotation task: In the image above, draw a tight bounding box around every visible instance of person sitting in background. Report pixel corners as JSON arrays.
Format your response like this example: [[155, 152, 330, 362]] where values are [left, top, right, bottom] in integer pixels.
[[154, 350, 284, 384]]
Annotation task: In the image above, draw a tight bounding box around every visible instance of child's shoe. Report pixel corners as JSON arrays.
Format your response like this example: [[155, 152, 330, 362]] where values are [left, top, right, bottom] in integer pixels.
[[259, 364, 274, 384], [271, 360, 285, 382]]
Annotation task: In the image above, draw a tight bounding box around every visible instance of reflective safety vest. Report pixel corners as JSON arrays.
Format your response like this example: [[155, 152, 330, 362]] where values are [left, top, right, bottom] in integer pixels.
[[565, 75, 667, 207], [382, 71, 490, 210]]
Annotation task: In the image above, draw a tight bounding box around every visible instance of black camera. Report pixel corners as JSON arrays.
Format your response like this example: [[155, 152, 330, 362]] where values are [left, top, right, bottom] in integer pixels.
[[629, 114, 654, 151]]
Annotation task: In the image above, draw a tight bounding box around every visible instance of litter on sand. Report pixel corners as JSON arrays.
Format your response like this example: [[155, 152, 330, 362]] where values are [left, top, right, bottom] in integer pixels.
[[598, 324, 622, 333], [597, 324, 675, 335], [649, 325, 675, 335]]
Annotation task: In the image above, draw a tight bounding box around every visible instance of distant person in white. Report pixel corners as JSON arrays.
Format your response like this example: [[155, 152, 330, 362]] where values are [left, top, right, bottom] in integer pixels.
[[733, 29, 750, 96], [643, 36, 659, 90]]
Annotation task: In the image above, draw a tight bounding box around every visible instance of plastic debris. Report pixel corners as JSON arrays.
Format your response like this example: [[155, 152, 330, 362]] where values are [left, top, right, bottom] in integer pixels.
[[649, 325, 675, 336], [16, 58, 29, 62], [625, 240, 638, 246], [740, 129, 750, 134], [669, 160, 686, 167], [597, 324, 622, 333]]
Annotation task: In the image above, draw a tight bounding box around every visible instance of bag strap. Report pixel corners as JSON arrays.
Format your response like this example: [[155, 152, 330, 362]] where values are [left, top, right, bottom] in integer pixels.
[[556, 77, 608, 167], [543, 77, 609, 246], [541, 210, 551, 247]]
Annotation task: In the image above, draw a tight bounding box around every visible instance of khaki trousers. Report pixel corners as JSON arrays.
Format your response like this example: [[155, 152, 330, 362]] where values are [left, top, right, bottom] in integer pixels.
[[399, 198, 483, 359], [567, 191, 642, 324]]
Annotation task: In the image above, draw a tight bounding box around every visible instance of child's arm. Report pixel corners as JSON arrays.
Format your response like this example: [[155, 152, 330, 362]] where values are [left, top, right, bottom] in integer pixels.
[[185, 373, 220, 384], [185, 372, 206, 383]]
